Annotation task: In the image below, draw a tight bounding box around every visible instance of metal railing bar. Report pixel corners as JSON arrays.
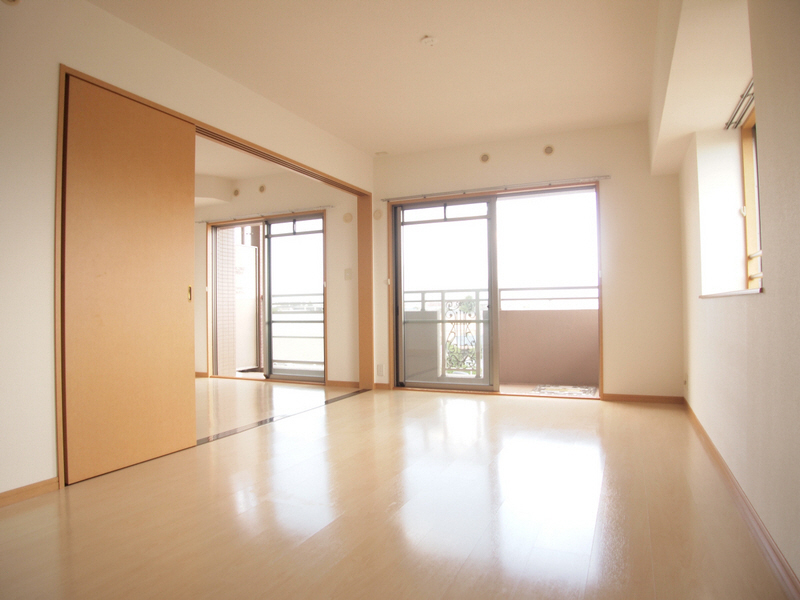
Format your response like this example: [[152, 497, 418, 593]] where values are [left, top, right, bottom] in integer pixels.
[[403, 319, 491, 324], [403, 286, 599, 296], [271, 360, 323, 365], [500, 298, 599, 302], [271, 293, 324, 298], [499, 286, 599, 291]]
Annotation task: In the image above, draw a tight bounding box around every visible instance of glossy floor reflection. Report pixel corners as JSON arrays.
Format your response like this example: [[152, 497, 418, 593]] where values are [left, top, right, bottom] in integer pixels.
[[0, 390, 789, 599], [195, 377, 360, 441]]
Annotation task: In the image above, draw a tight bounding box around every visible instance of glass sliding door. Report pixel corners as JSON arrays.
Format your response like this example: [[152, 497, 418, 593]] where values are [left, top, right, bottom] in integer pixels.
[[395, 200, 495, 390], [263, 215, 325, 382]]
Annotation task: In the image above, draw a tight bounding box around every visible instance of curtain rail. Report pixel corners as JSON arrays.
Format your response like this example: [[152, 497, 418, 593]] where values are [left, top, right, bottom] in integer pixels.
[[381, 176, 609, 203]]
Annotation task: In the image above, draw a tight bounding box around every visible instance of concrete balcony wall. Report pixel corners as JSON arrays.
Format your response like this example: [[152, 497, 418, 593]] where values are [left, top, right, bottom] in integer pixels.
[[499, 309, 600, 386]]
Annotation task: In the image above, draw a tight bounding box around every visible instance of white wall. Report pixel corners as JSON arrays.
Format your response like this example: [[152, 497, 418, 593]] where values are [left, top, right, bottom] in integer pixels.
[[195, 172, 360, 383], [0, 0, 370, 494], [373, 122, 685, 396], [680, 0, 800, 575]]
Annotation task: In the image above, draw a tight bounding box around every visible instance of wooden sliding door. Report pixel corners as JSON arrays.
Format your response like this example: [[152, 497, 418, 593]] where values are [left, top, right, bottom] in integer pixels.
[[62, 76, 196, 483]]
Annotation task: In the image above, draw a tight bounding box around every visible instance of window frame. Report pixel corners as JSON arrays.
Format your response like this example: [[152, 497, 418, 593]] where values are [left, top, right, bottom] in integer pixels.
[[741, 108, 762, 290]]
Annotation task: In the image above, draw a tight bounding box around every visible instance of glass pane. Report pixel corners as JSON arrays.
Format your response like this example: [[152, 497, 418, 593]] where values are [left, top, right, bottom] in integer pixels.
[[271, 234, 323, 295], [272, 337, 324, 362], [272, 322, 323, 338], [272, 312, 324, 322], [402, 219, 488, 292], [400, 215, 491, 387], [268, 229, 324, 380], [295, 218, 323, 233], [403, 319, 439, 383], [403, 206, 444, 223], [270, 221, 293, 235], [446, 202, 487, 219]]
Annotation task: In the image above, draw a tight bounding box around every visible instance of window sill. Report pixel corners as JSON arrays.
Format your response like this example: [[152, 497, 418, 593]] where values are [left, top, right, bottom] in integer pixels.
[[700, 288, 762, 299]]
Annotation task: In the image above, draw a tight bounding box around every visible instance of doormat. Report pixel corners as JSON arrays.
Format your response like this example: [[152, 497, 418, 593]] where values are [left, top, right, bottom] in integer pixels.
[[530, 385, 599, 398]]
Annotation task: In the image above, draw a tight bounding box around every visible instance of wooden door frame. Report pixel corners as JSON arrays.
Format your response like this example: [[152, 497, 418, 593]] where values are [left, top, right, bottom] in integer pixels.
[[386, 183, 604, 397], [54, 65, 374, 488]]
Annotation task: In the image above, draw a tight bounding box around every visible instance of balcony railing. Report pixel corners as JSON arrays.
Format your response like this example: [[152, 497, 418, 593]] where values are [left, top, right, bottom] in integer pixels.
[[402, 286, 598, 380], [270, 293, 324, 376]]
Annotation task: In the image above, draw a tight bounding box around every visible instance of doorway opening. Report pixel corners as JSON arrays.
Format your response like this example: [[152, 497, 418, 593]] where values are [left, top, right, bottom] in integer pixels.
[[212, 223, 263, 379], [496, 188, 600, 398], [211, 213, 326, 383], [393, 186, 600, 398]]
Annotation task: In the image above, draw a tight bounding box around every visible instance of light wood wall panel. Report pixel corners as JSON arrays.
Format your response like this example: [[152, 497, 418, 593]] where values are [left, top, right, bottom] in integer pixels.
[[62, 77, 196, 484], [357, 195, 374, 389]]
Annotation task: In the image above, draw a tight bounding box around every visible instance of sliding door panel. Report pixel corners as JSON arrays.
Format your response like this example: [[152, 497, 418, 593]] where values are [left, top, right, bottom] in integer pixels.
[[396, 201, 493, 389], [265, 217, 325, 381], [63, 77, 196, 483]]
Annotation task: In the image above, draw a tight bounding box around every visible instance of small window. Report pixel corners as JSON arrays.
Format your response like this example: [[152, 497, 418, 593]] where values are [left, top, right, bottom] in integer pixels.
[[741, 109, 762, 289]]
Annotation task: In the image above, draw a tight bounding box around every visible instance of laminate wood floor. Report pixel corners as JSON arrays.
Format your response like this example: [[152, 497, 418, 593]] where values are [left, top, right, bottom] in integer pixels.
[[195, 377, 360, 441], [0, 390, 789, 599]]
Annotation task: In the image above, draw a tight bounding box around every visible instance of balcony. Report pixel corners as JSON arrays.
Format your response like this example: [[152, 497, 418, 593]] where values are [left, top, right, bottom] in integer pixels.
[[401, 287, 599, 387], [269, 292, 325, 379]]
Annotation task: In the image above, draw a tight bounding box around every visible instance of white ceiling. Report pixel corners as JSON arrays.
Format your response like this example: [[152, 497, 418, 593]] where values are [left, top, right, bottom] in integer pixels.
[[88, 0, 660, 156]]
